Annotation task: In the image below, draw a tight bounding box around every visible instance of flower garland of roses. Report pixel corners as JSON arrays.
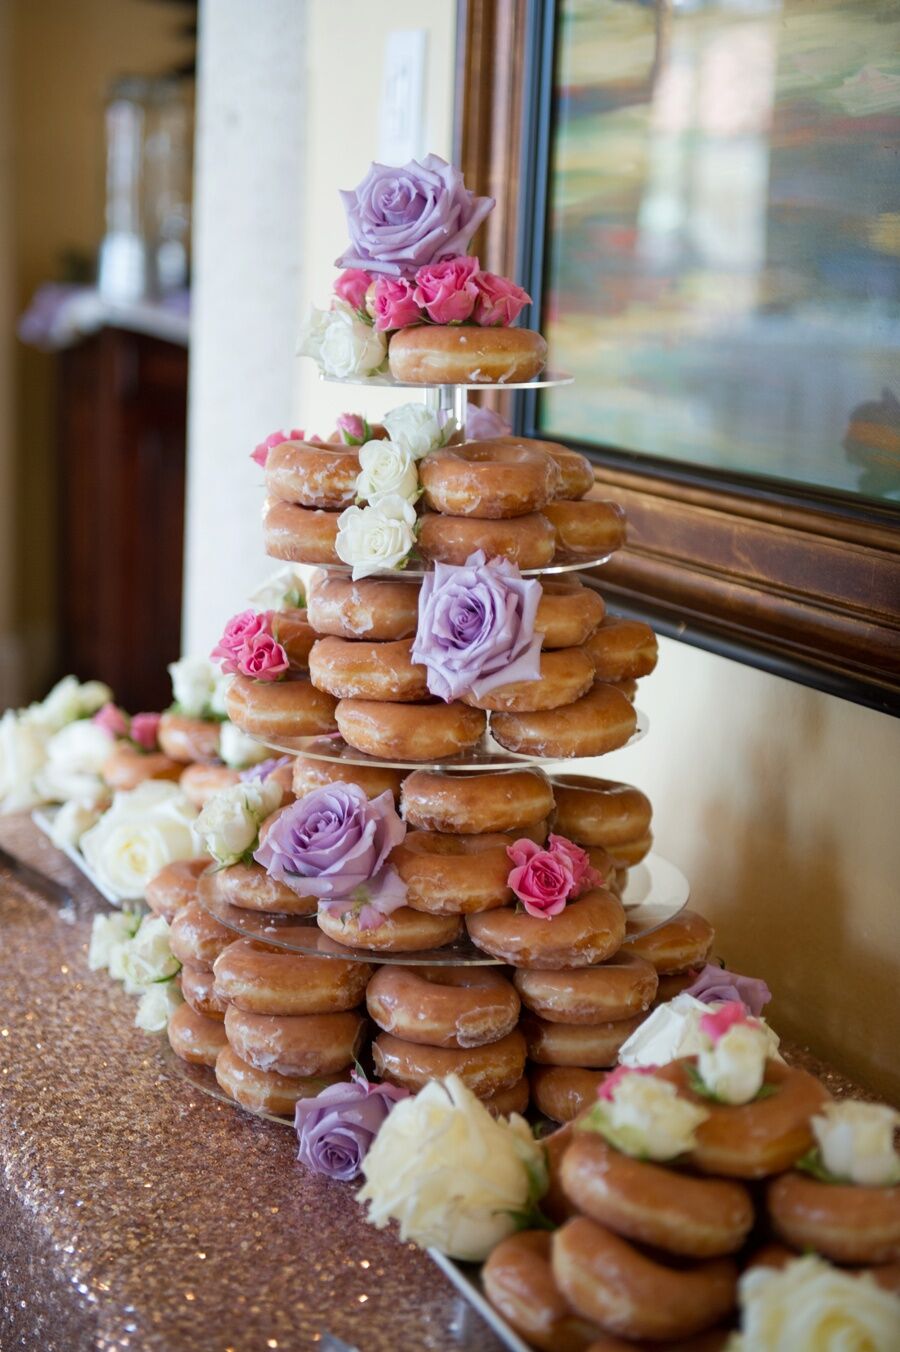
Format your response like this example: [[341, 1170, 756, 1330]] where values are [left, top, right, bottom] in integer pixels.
[[211, 610, 290, 682], [334, 257, 531, 333], [506, 833, 602, 919]]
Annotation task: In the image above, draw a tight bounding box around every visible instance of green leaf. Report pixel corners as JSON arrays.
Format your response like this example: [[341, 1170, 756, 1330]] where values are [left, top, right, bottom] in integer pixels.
[[283, 586, 305, 610], [795, 1148, 841, 1184]]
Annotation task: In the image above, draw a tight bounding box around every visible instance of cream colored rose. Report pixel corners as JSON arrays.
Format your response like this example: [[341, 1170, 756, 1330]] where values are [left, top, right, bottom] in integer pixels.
[[22, 675, 112, 732], [296, 303, 331, 361], [118, 914, 180, 994], [335, 495, 418, 581], [88, 910, 141, 971], [35, 719, 113, 804], [355, 439, 419, 505], [80, 781, 202, 901], [0, 710, 49, 812], [698, 1021, 770, 1104], [318, 302, 386, 378], [382, 402, 452, 460], [218, 720, 271, 770], [587, 1072, 709, 1161], [248, 564, 306, 611], [812, 1101, 900, 1187], [168, 655, 218, 718], [135, 978, 183, 1032], [193, 778, 283, 865], [357, 1075, 546, 1261], [730, 1254, 900, 1351], [50, 797, 106, 849]]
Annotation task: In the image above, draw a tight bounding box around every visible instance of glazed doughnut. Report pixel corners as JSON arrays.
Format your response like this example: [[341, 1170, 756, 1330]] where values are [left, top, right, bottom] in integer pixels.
[[213, 939, 371, 1015], [531, 1066, 606, 1124], [391, 831, 514, 914], [145, 858, 208, 923], [308, 636, 428, 702], [401, 767, 554, 835], [521, 1012, 646, 1067], [483, 1230, 606, 1352], [167, 1002, 229, 1068], [552, 1217, 738, 1342], [215, 1045, 349, 1118], [658, 1057, 832, 1179], [264, 439, 359, 509], [272, 606, 317, 671], [491, 436, 595, 501], [767, 1172, 900, 1265], [317, 904, 461, 953], [263, 498, 339, 565], [179, 762, 240, 809], [625, 910, 715, 974], [366, 966, 520, 1048], [514, 952, 658, 1024], [372, 1028, 526, 1097], [388, 324, 547, 385], [292, 754, 406, 803], [491, 684, 637, 759], [180, 962, 229, 1020], [537, 578, 605, 648], [585, 617, 658, 682], [335, 698, 485, 761], [551, 776, 652, 849], [102, 744, 183, 790], [224, 1006, 365, 1077], [157, 712, 222, 763], [602, 678, 638, 703], [562, 1134, 754, 1258], [306, 573, 420, 641], [467, 888, 626, 969], [608, 833, 653, 868], [542, 499, 627, 559], [417, 511, 556, 570], [419, 442, 560, 518], [169, 898, 237, 970], [482, 1075, 530, 1118], [198, 862, 317, 916], [224, 674, 338, 740], [462, 647, 595, 713]]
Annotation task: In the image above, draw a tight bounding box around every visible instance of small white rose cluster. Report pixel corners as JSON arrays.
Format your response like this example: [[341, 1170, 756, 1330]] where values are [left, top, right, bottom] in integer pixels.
[[193, 776, 284, 867], [298, 301, 387, 379], [88, 910, 183, 1032], [729, 1253, 900, 1351], [0, 676, 112, 814], [586, 1071, 709, 1162], [167, 655, 269, 769], [811, 1100, 900, 1187], [80, 780, 204, 901], [619, 993, 781, 1076]]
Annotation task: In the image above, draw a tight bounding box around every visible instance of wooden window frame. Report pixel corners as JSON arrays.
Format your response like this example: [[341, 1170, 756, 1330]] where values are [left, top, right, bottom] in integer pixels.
[[455, 0, 900, 715]]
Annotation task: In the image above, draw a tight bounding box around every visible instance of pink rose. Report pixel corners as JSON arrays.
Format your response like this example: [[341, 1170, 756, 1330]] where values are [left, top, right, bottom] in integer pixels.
[[548, 833, 603, 896], [211, 610, 273, 673], [472, 271, 531, 326], [372, 276, 421, 332], [130, 711, 161, 751], [92, 703, 128, 739], [336, 413, 369, 445], [333, 268, 371, 311], [413, 256, 479, 325], [597, 1065, 660, 1102], [239, 632, 290, 681], [251, 428, 304, 469], [699, 1002, 751, 1044], [506, 838, 574, 919]]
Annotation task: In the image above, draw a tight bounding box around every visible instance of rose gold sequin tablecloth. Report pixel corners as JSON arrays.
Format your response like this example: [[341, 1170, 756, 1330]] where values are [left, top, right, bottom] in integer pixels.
[[0, 816, 505, 1352]]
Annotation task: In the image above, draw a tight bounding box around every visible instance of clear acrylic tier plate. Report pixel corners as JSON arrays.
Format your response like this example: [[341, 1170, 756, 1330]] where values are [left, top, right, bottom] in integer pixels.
[[305, 551, 616, 579]]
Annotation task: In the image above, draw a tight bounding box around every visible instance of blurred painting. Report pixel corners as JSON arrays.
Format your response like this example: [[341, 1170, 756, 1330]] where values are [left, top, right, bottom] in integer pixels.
[[538, 0, 900, 503]]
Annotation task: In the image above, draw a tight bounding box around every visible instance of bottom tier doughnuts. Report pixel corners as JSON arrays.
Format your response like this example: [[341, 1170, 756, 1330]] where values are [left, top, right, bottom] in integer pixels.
[[530, 1065, 606, 1124], [145, 858, 208, 924], [483, 1230, 606, 1352], [224, 1006, 365, 1077], [168, 1002, 229, 1067], [372, 1029, 526, 1098], [767, 1172, 900, 1265], [215, 1045, 350, 1117], [180, 963, 229, 1020]]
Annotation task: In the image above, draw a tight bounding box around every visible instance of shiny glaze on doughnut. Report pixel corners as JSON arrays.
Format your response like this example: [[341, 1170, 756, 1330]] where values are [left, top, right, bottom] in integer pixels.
[[215, 1045, 350, 1118], [768, 1171, 900, 1264], [272, 606, 317, 671], [263, 497, 340, 564], [521, 1011, 646, 1067], [625, 909, 714, 973], [180, 962, 229, 1020], [335, 697, 485, 761], [168, 898, 236, 970], [213, 939, 372, 1016], [366, 965, 520, 1048], [158, 713, 222, 764], [317, 904, 461, 953], [491, 684, 637, 759], [167, 1002, 228, 1068], [199, 862, 317, 916], [420, 441, 561, 518], [265, 439, 359, 509], [145, 858, 208, 923], [292, 754, 406, 802], [224, 673, 338, 739], [542, 499, 627, 558], [483, 1230, 606, 1352], [224, 1006, 365, 1077], [608, 833, 653, 868], [179, 763, 240, 809], [102, 744, 183, 790], [514, 952, 658, 1023], [372, 1027, 527, 1096], [585, 616, 658, 682], [531, 1066, 606, 1125], [306, 573, 421, 641], [490, 436, 595, 501], [551, 776, 652, 849], [482, 1076, 530, 1118], [462, 646, 595, 713], [387, 324, 547, 385], [391, 830, 514, 914], [400, 767, 554, 834], [308, 636, 428, 702], [536, 578, 605, 648], [467, 888, 626, 969], [418, 510, 557, 570], [562, 1133, 754, 1257]]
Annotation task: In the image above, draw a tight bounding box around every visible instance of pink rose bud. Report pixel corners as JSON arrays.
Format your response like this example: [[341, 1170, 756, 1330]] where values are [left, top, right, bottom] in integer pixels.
[[211, 609, 274, 673], [251, 428, 304, 469], [472, 270, 531, 326], [466, 405, 512, 440], [130, 711, 161, 751], [413, 256, 480, 325], [239, 632, 290, 681], [333, 268, 372, 311], [699, 1001, 751, 1044], [506, 837, 575, 919], [336, 413, 368, 445], [372, 276, 422, 332], [92, 702, 129, 739], [547, 833, 603, 896], [597, 1065, 660, 1102]]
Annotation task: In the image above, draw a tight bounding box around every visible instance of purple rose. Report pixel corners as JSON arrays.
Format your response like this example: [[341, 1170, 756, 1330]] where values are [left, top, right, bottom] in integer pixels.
[[240, 754, 292, 783], [466, 405, 512, 440], [683, 963, 772, 1016], [411, 550, 541, 702], [295, 1071, 408, 1181], [335, 155, 494, 278], [253, 782, 406, 910]]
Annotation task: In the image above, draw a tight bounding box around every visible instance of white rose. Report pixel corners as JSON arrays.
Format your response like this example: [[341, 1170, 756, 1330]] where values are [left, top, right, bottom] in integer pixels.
[[22, 676, 112, 732], [87, 910, 141, 971], [218, 721, 270, 771], [80, 781, 201, 901], [135, 978, 183, 1032], [248, 564, 306, 611], [355, 439, 419, 505], [51, 797, 106, 849], [619, 994, 781, 1069], [730, 1255, 900, 1351], [0, 710, 49, 812], [168, 655, 218, 718], [358, 1075, 545, 1261], [584, 1070, 709, 1161], [812, 1101, 900, 1187], [118, 914, 180, 994], [335, 495, 417, 581], [383, 402, 452, 460], [296, 302, 331, 361], [193, 778, 283, 866], [318, 302, 387, 378], [210, 672, 230, 719], [35, 719, 113, 804], [697, 1020, 770, 1104]]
